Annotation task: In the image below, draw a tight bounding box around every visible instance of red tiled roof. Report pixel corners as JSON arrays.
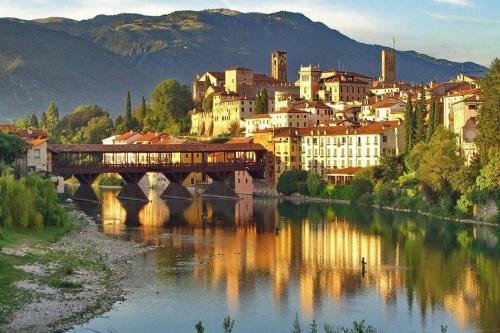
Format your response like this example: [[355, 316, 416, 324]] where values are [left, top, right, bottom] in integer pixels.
[[298, 121, 400, 136], [246, 113, 270, 119], [48, 143, 267, 153], [225, 137, 254, 144], [372, 97, 404, 109], [117, 131, 139, 141], [12, 129, 48, 139], [273, 107, 309, 114], [0, 124, 17, 133], [327, 167, 362, 176], [292, 100, 330, 109], [254, 73, 280, 84], [28, 138, 47, 147]]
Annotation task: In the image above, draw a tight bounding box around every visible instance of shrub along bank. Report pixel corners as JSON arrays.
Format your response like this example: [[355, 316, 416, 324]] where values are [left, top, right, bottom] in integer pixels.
[[276, 128, 499, 223]]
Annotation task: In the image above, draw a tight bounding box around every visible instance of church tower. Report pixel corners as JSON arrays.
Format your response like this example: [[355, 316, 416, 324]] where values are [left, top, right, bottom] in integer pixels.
[[381, 49, 396, 83], [272, 50, 288, 82]]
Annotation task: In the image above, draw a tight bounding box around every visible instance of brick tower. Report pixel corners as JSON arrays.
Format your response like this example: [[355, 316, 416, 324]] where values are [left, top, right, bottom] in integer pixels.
[[381, 49, 396, 83], [272, 50, 288, 82]]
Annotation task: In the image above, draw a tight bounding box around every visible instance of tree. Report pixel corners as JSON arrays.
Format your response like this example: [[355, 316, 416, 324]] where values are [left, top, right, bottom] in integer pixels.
[[45, 102, 60, 138], [202, 92, 214, 113], [306, 172, 322, 197], [143, 79, 194, 134], [203, 75, 212, 91], [261, 88, 269, 113], [477, 58, 500, 164], [0, 132, 28, 165], [195, 321, 204, 333], [426, 97, 438, 141], [378, 151, 405, 181], [228, 120, 241, 137], [277, 170, 308, 195], [255, 90, 263, 114], [40, 112, 48, 130], [15, 117, 28, 129], [60, 105, 106, 137], [414, 84, 426, 143], [76, 116, 114, 144], [124, 91, 133, 131], [404, 94, 415, 152], [28, 113, 39, 129], [407, 127, 464, 193], [132, 96, 148, 130]]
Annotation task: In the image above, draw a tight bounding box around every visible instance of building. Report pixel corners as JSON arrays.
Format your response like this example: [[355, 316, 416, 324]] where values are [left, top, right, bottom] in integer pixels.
[[442, 87, 478, 130], [371, 97, 406, 121], [298, 121, 404, 179], [271, 50, 288, 82], [451, 94, 481, 163], [320, 74, 370, 103], [190, 51, 299, 137], [381, 49, 396, 83], [299, 65, 322, 100]]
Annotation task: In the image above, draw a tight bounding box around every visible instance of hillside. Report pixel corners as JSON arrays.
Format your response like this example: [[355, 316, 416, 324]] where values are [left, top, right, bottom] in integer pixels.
[[0, 9, 486, 118], [0, 18, 151, 118]]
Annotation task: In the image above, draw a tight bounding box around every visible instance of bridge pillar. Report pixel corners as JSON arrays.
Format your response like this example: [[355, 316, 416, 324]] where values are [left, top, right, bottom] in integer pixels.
[[119, 173, 146, 185], [116, 184, 149, 202], [203, 171, 238, 199], [73, 184, 99, 203], [161, 172, 193, 200], [74, 173, 100, 185]]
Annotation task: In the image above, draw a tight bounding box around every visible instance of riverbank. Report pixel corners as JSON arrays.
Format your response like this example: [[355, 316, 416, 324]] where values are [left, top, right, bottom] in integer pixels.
[[0, 210, 155, 333], [261, 193, 500, 228]]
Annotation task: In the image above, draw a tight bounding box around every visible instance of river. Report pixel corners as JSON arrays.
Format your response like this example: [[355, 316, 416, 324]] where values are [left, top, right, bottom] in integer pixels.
[[68, 187, 500, 333]]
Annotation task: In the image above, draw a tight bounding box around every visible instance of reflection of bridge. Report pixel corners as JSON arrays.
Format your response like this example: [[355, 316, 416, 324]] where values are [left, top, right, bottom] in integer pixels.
[[48, 143, 267, 199]]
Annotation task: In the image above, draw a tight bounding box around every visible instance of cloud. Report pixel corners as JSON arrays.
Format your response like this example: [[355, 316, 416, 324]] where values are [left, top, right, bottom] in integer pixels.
[[432, 0, 472, 6], [425, 11, 499, 24]]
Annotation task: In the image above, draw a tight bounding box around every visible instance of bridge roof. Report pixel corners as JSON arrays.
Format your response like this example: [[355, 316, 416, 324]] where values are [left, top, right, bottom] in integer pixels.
[[47, 143, 267, 154]]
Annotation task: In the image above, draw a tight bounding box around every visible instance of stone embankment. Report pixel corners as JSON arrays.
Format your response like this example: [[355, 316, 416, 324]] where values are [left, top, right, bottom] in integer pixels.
[[0, 210, 156, 333]]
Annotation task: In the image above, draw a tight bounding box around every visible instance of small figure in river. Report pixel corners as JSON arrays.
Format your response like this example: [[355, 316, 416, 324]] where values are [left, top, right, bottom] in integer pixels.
[[361, 257, 367, 277]]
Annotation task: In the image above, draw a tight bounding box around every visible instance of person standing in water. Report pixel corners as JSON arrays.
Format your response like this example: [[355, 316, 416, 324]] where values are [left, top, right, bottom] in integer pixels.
[[361, 257, 367, 277]]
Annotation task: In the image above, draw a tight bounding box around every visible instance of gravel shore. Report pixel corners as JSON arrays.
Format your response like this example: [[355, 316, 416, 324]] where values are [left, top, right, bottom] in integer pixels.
[[0, 210, 156, 333]]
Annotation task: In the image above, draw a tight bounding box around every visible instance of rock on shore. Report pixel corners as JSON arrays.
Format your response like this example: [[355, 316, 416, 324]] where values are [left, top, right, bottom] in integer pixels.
[[0, 210, 156, 333]]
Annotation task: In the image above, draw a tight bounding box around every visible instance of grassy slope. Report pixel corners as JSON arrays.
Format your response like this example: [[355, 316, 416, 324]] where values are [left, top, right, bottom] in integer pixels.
[[0, 223, 74, 324]]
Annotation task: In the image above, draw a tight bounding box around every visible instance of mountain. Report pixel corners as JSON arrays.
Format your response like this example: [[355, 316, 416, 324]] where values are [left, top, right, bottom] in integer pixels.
[[0, 9, 486, 118]]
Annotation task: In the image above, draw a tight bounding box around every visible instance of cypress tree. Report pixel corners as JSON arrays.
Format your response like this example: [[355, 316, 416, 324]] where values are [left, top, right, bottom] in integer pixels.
[[261, 89, 269, 113], [40, 112, 48, 130], [477, 58, 500, 164], [255, 90, 262, 114], [415, 84, 426, 143], [203, 75, 212, 91], [45, 102, 60, 137], [133, 96, 147, 130], [426, 97, 437, 141], [404, 94, 415, 152], [124, 91, 132, 130], [28, 113, 39, 129]]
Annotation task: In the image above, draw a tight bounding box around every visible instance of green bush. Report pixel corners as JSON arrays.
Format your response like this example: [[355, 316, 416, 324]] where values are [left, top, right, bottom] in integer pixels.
[[0, 172, 68, 230], [306, 172, 322, 197], [97, 174, 123, 186], [373, 182, 395, 207], [277, 170, 308, 195], [351, 178, 373, 203]]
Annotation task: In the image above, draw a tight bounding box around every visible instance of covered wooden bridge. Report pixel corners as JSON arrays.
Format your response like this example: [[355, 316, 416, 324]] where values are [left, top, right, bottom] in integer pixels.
[[48, 143, 267, 199]]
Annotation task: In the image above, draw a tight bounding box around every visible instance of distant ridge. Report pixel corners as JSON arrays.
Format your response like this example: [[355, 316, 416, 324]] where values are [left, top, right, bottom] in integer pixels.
[[0, 9, 486, 118]]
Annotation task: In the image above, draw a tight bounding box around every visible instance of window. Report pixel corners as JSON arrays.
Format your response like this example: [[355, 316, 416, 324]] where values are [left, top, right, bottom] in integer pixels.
[[33, 149, 40, 159], [382, 135, 387, 143]]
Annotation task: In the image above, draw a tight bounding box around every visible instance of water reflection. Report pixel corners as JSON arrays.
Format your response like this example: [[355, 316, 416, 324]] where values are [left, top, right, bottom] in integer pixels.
[[86, 188, 499, 332]]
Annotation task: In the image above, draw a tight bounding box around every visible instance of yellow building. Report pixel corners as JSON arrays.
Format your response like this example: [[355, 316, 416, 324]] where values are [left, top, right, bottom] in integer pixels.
[[451, 94, 481, 163], [299, 121, 404, 179]]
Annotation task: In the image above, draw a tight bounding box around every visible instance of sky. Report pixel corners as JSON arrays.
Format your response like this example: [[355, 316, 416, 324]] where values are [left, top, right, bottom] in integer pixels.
[[0, 0, 498, 66]]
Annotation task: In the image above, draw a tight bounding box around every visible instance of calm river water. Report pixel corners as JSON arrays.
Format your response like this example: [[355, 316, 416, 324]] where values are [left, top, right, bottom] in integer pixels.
[[68, 187, 500, 333]]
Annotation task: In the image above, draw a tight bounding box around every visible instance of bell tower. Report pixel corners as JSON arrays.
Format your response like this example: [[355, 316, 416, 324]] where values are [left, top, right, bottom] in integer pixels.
[[272, 50, 288, 82], [381, 49, 396, 83]]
